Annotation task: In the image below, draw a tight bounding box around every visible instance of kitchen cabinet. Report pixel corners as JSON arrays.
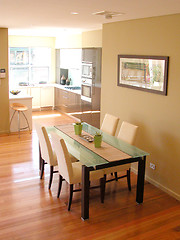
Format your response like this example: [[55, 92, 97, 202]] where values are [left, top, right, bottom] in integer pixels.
[[19, 86, 54, 109], [31, 87, 41, 109], [67, 91, 81, 112], [55, 87, 81, 113], [55, 88, 65, 111], [55, 87, 60, 108], [19, 87, 31, 95], [82, 48, 97, 63], [41, 86, 54, 107]]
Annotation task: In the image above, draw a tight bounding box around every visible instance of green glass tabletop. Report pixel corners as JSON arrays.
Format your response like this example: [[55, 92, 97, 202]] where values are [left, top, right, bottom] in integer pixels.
[[82, 123, 149, 158], [46, 123, 149, 168]]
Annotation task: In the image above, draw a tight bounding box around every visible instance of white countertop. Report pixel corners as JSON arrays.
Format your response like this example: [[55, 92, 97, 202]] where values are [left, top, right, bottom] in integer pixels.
[[9, 92, 33, 100], [17, 83, 81, 95]]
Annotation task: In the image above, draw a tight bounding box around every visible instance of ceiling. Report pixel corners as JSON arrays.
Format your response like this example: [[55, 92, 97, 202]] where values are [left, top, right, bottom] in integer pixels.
[[1, 0, 180, 36]]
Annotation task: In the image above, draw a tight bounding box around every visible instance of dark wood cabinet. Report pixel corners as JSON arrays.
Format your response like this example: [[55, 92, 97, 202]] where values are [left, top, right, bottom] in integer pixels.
[[82, 48, 97, 63], [55, 87, 81, 113]]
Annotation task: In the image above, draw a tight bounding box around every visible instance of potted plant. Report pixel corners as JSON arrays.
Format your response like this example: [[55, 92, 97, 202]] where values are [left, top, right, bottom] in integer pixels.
[[94, 132, 102, 148], [73, 122, 83, 135]]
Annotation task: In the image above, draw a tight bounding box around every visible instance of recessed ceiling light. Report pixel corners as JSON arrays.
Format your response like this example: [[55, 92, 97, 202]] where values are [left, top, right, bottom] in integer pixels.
[[71, 12, 79, 15]]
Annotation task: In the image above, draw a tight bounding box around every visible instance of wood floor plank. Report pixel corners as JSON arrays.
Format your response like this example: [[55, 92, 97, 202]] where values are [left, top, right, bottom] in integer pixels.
[[0, 110, 179, 240]]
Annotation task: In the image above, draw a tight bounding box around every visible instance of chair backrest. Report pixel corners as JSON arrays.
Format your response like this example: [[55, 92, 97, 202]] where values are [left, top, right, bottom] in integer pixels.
[[101, 113, 119, 136], [117, 121, 138, 145], [51, 132, 73, 184], [34, 121, 54, 165]]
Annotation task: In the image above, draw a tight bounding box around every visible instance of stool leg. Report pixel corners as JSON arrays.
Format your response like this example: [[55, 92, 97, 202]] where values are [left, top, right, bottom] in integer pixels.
[[9, 110, 16, 130], [22, 111, 31, 132], [18, 111, 20, 138]]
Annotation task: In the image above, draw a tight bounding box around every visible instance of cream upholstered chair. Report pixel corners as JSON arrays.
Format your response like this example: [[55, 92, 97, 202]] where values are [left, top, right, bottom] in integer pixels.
[[51, 132, 105, 211], [101, 113, 119, 136], [103, 121, 138, 191], [34, 121, 77, 190], [34, 121, 58, 190]]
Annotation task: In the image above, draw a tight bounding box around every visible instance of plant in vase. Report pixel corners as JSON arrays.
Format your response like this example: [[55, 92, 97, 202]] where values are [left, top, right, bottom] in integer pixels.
[[73, 122, 83, 135], [94, 132, 102, 148]]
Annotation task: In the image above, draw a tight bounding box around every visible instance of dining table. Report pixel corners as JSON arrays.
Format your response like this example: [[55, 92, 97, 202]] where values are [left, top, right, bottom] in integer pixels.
[[46, 122, 149, 221]]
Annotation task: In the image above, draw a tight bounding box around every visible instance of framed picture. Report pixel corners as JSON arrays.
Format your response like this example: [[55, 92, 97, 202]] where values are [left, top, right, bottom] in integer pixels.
[[117, 55, 169, 95]]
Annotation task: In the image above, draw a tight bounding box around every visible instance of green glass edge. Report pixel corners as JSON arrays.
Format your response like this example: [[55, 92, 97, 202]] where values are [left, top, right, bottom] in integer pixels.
[[46, 123, 149, 167], [82, 123, 149, 158]]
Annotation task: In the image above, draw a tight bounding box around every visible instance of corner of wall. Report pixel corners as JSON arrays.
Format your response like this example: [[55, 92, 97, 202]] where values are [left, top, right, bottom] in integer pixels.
[[0, 28, 9, 134]]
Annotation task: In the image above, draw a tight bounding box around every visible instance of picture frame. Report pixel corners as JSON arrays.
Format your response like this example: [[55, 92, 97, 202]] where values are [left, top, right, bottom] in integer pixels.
[[117, 55, 169, 95]]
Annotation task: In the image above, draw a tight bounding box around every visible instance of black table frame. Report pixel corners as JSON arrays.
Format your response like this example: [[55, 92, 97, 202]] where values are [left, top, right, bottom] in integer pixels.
[[81, 155, 146, 220]]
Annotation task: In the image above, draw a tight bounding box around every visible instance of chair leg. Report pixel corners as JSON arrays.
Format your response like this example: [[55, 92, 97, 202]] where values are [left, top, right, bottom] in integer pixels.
[[127, 169, 131, 191], [68, 184, 73, 211], [57, 175, 63, 198], [114, 172, 118, 181], [49, 166, 54, 190], [39, 143, 42, 171], [100, 177, 105, 203], [40, 159, 45, 179]]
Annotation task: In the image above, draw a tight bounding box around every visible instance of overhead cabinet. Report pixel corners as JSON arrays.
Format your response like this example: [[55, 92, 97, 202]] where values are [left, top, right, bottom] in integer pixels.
[[82, 48, 101, 63]]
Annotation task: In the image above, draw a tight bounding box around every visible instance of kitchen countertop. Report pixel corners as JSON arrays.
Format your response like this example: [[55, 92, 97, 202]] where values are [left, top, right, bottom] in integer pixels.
[[53, 83, 81, 95], [9, 92, 33, 100], [17, 83, 81, 95]]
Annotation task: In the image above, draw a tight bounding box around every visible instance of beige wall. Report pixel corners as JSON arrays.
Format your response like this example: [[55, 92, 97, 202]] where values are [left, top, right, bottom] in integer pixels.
[[55, 33, 82, 49], [0, 28, 9, 134], [101, 14, 180, 200], [82, 30, 102, 48], [55, 30, 102, 48], [9, 36, 56, 83]]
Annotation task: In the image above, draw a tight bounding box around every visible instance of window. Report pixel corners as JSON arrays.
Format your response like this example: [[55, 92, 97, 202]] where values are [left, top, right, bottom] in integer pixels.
[[9, 47, 51, 88]]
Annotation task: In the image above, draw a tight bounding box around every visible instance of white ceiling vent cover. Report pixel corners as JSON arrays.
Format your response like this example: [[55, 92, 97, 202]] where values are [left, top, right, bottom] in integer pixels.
[[93, 11, 124, 19]]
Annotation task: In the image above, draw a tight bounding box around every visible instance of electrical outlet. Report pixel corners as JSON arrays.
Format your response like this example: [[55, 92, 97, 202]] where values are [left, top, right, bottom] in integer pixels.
[[150, 163, 156, 170]]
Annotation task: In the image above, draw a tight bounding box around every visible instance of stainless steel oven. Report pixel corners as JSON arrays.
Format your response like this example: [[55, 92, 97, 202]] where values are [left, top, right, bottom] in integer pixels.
[[82, 62, 93, 79], [81, 78, 92, 102]]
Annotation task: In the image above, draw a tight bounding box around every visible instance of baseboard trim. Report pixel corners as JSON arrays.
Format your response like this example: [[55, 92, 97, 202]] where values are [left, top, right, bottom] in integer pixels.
[[0, 130, 10, 135], [131, 167, 180, 201]]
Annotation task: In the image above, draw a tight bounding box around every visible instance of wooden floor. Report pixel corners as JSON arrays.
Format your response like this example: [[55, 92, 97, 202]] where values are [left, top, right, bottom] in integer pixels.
[[0, 110, 179, 240]]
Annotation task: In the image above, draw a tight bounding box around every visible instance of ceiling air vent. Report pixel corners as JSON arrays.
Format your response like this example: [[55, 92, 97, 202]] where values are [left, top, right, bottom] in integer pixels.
[[92, 11, 124, 19]]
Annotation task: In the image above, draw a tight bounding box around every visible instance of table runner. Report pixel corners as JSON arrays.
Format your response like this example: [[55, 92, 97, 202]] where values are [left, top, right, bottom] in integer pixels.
[[55, 124, 131, 162]]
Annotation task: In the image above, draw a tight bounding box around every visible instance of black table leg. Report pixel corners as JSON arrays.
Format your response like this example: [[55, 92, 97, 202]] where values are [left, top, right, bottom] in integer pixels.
[[136, 156, 146, 204], [81, 165, 90, 220]]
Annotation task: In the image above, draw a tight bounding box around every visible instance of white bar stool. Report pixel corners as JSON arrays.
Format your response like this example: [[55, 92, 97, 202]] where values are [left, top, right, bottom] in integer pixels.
[[10, 103, 30, 137]]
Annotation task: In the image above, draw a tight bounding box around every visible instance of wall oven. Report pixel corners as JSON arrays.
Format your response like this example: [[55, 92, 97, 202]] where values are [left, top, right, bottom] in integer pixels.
[[81, 78, 92, 102], [82, 62, 93, 79]]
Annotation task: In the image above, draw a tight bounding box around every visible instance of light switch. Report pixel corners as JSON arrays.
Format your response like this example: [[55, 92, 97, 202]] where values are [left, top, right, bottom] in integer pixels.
[[0, 69, 6, 78]]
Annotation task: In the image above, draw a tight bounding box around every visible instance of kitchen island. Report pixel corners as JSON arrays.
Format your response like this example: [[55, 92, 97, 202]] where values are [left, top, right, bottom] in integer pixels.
[[9, 92, 33, 133]]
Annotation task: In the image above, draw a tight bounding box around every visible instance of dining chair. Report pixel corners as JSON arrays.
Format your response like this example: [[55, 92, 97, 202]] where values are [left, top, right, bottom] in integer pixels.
[[100, 113, 119, 136], [103, 121, 138, 191], [51, 132, 105, 211], [34, 121, 58, 190], [34, 121, 77, 190]]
